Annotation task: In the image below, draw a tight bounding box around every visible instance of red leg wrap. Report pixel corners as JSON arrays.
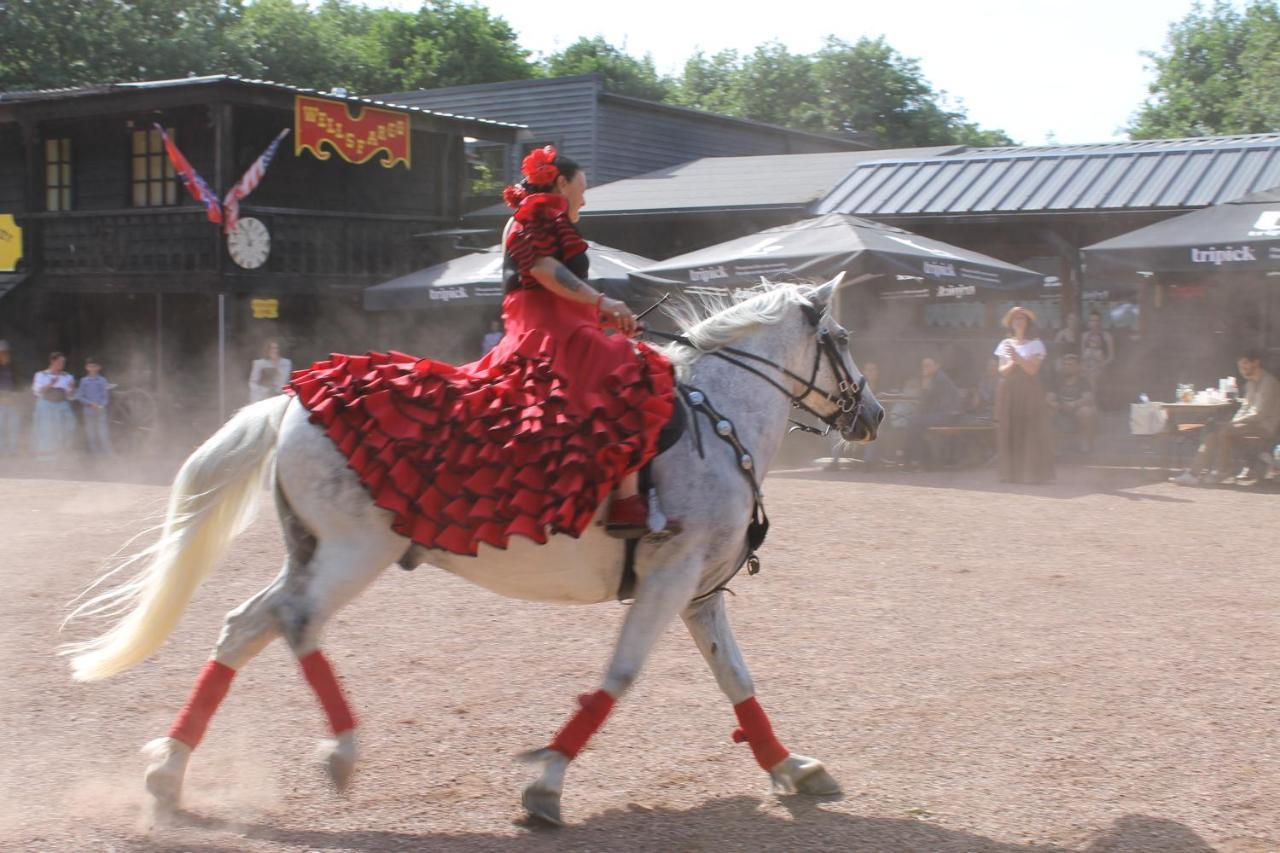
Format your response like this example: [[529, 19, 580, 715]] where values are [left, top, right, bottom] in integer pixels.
[[732, 697, 790, 771], [549, 689, 616, 760], [168, 659, 236, 749], [299, 650, 356, 735]]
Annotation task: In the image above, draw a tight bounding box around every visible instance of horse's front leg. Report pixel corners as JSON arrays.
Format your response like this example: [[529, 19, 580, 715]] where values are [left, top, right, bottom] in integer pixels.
[[682, 591, 840, 795], [522, 559, 701, 825]]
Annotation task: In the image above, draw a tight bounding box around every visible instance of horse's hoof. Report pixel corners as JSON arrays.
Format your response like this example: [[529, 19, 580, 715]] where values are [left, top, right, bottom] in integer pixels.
[[793, 764, 841, 795], [769, 753, 842, 796], [522, 782, 564, 826], [141, 737, 190, 828], [318, 731, 357, 793]]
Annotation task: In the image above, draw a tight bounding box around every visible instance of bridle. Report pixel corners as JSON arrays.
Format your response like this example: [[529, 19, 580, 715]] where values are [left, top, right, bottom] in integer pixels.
[[627, 297, 868, 603], [647, 299, 867, 437]]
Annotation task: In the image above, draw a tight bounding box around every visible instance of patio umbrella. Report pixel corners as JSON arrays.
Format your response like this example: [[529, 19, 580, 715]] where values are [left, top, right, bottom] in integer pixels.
[[363, 241, 654, 311], [629, 213, 1045, 298], [1082, 186, 1280, 275]]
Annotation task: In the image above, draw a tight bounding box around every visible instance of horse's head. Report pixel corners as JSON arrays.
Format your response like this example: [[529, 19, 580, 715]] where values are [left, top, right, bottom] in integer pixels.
[[801, 276, 883, 443]]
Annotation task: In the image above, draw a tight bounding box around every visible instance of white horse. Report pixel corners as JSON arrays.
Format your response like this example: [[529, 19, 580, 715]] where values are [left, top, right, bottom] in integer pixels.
[[62, 278, 882, 826]]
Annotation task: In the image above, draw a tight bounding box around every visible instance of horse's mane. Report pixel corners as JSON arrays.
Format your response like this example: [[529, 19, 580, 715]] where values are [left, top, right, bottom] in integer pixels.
[[661, 281, 816, 373]]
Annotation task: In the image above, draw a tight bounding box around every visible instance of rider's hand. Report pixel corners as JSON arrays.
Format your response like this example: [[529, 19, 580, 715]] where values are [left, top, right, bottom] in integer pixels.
[[600, 297, 639, 337]]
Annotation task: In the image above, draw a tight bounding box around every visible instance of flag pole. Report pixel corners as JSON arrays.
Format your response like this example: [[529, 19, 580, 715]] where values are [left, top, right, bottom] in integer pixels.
[[218, 293, 227, 422]]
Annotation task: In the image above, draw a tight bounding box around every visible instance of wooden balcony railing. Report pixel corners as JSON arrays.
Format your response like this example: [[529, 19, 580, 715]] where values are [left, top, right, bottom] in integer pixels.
[[24, 206, 451, 279], [28, 208, 219, 274]]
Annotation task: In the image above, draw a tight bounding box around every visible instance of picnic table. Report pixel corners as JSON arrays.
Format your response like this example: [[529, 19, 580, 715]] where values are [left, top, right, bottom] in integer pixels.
[[1158, 400, 1240, 472]]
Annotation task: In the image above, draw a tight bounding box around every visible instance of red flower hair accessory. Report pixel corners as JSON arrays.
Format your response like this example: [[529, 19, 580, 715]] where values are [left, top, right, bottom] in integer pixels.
[[521, 145, 559, 185], [502, 184, 528, 209]]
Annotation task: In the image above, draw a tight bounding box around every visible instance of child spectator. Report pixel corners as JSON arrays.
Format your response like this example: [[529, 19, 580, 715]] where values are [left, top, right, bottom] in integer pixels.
[[77, 356, 112, 455]]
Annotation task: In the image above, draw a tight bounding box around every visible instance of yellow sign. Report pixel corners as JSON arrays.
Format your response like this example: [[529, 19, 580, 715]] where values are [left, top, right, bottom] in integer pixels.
[[0, 215, 22, 272], [251, 298, 279, 319]]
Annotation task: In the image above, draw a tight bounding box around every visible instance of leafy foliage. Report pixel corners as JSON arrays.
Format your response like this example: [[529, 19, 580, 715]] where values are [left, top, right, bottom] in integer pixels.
[[672, 36, 1013, 146], [0, 0, 534, 93], [1130, 0, 1280, 138], [0, 1, 1012, 146], [543, 37, 669, 101]]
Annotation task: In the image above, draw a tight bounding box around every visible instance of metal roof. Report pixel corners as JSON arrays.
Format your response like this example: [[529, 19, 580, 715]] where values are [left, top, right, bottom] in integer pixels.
[[0, 74, 527, 132], [466, 147, 961, 220], [815, 133, 1280, 218]]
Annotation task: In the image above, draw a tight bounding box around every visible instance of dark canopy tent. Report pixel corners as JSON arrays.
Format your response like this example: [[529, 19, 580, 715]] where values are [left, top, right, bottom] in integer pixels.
[[1081, 187, 1280, 275], [1081, 187, 1280, 390], [363, 242, 654, 311], [629, 214, 1044, 298]]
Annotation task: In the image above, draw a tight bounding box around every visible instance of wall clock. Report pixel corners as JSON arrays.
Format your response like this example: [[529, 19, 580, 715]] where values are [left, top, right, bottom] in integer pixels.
[[227, 217, 271, 270]]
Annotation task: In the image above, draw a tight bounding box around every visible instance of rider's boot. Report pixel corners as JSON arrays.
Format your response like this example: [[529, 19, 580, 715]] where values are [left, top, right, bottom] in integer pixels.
[[605, 494, 649, 539]]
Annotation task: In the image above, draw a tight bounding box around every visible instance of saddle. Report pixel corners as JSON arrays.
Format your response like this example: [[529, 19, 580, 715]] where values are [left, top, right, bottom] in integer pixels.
[[397, 382, 767, 604]]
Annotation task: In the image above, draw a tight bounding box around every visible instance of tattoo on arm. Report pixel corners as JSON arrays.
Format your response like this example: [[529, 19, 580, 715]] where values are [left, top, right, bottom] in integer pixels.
[[552, 262, 585, 292]]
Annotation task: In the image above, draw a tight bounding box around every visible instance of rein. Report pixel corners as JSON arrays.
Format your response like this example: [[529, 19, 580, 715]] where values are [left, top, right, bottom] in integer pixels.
[[644, 301, 866, 434]]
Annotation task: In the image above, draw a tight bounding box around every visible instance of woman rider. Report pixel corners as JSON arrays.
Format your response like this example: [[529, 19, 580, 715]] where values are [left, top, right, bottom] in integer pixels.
[[287, 147, 676, 555]]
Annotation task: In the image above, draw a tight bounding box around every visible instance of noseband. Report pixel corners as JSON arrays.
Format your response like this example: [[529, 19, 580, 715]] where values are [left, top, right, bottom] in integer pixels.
[[650, 300, 866, 435]]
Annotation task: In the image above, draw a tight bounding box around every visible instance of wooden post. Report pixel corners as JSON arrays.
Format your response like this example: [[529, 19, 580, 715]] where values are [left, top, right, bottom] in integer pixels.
[[213, 102, 233, 422]]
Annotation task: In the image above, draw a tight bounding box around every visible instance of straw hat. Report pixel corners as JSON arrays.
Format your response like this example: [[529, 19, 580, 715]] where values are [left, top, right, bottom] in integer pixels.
[[1001, 306, 1037, 329]]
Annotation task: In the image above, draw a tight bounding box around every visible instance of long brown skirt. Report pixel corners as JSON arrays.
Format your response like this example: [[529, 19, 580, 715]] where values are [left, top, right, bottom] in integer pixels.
[[996, 369, 1055, 484]]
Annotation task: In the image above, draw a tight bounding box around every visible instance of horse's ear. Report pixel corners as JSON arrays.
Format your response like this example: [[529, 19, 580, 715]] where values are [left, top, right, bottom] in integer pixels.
[[810, 272, 845, 308]]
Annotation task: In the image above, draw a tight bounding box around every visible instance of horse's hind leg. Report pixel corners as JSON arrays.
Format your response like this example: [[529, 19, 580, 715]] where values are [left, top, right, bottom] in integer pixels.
[[143, 573, 288, 823], [681, 592, 840, 795], [274, 534, 403, 792]]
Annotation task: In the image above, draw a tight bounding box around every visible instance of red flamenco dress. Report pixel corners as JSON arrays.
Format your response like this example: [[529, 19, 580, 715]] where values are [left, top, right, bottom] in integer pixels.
[[286, 192, 675, 556]]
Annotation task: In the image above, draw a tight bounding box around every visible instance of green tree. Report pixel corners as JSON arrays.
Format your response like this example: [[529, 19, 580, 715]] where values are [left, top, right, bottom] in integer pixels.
[[231, 0, 535, 93], [671, 49, 744, 116], [392, 0, 535, 90], [672, 35, 1012, 146], [0, 0, 536, 95], [810, 37, 1012, 147], [0, 0, 251, 90], [544, 36, 670, 101], [733, 43, 820, 128], [1129, 0, 1280, 138]]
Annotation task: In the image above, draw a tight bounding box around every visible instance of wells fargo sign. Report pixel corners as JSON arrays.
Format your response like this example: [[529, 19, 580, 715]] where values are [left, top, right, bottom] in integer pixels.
[[294, 95, 411, 169]]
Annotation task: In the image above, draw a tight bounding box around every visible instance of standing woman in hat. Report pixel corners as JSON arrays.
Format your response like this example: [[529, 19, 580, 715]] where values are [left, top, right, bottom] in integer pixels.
[[994, 307, 1054, 483]]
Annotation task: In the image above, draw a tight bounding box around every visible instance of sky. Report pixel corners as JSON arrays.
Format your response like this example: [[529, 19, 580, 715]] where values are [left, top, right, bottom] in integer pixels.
[[372, 0, 1201, 145]]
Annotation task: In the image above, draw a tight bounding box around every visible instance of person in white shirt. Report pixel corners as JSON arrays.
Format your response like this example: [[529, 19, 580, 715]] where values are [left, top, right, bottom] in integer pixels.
[[248, 340, 293, 403], [31, 351, 77, 463], [994, 307, 1055, 484]]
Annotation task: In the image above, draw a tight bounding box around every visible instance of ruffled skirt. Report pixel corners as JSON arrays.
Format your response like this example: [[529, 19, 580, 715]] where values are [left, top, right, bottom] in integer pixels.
[[288, 293, 675, 555]]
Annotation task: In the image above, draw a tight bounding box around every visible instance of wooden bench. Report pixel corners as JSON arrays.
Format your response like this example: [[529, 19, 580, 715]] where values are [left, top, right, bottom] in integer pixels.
[[926, 423, 996, 468]]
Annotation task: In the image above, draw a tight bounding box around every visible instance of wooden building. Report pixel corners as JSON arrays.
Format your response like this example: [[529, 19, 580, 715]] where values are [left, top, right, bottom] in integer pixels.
[[379, 74, 869, 207], [0, 75, 524, 430]]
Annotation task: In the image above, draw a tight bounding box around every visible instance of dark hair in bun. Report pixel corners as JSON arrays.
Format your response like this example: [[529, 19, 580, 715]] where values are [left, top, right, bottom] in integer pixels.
[[502, 150, 582, 208]]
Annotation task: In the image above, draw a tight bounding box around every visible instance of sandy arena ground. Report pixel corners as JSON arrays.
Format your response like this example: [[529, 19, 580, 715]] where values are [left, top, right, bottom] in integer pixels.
[[0, 464, 1277, 852]]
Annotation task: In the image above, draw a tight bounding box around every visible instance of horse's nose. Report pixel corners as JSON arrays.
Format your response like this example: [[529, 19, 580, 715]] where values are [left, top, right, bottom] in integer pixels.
[[874, 406, 885, 426]]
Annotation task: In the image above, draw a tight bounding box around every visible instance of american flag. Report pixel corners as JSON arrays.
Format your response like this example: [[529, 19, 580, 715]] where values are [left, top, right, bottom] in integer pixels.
[[223, 129, 290, 234], [155, 124, 222, 225]]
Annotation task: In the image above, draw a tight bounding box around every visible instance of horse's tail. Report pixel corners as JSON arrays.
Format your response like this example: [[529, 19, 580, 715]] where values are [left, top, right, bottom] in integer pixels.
[[62, 394, 293, 682]]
